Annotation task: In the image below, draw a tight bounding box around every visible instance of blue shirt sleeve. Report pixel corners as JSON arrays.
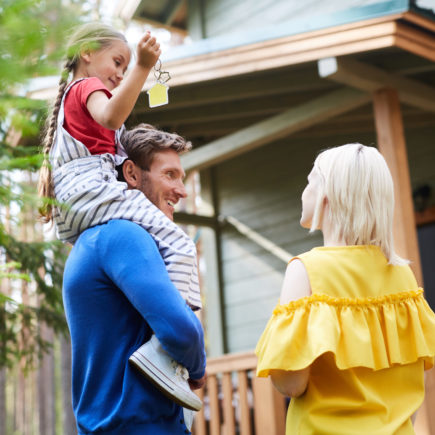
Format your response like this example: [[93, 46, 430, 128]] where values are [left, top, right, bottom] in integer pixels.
[[98, 220, 206, 379]]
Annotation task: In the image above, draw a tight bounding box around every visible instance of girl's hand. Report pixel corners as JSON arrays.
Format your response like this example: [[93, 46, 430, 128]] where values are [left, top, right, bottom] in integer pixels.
[[136, 32, 161, 70]]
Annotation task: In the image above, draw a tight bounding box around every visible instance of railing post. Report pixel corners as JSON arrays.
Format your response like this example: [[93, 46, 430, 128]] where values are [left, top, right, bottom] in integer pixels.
[[252, 376, 286, 435]]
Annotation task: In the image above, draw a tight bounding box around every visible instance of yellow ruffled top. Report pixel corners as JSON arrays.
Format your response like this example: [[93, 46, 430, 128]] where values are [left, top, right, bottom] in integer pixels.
[[255, 246, 435, 434]]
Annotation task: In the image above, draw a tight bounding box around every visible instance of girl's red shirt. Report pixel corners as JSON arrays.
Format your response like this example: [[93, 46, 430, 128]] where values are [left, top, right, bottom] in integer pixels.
[[63, 77, 116, 155]]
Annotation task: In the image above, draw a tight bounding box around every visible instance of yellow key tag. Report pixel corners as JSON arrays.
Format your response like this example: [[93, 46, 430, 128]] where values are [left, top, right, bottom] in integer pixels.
[[147, 82, 169, 108]]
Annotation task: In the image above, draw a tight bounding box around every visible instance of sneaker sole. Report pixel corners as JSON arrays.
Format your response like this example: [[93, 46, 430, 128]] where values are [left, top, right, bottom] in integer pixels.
[[129, 353, 203, 411]]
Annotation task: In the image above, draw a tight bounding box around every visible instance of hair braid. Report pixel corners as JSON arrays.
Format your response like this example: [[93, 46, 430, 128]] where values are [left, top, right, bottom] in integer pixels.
[[37, 63, 72, 222], [38, 22, 128, 222]]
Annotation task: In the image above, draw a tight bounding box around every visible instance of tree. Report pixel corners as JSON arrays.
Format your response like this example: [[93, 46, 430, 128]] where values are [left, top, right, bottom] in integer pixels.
[[0, 0, 85, 371], [0, 1, 88, 433]]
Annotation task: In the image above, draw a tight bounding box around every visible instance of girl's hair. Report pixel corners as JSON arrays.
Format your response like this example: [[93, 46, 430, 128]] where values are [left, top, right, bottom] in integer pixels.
[[38, 22, 127, 222], [310, 143, 407, 265], [120, 123, 192, 172]]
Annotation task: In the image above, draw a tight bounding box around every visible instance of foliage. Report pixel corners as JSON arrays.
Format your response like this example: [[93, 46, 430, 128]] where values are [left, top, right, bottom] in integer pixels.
[[0, 0, 85, 370]]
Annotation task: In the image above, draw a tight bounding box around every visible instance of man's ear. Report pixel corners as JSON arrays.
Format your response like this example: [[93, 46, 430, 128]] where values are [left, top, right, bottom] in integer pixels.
[[122, 160, 141, 189]]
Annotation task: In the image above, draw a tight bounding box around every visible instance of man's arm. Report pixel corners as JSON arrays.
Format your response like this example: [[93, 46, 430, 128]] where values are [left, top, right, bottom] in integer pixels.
[[99, 220, 206, 379]]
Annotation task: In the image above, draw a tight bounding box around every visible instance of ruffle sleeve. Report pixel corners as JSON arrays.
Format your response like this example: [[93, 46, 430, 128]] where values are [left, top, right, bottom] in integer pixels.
[[256, 289, 435, 377]]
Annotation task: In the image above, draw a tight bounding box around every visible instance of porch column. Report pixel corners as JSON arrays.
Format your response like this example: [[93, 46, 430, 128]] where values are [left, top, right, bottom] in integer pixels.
[[373, 88, 435, 435], [372, 87, 423, 284]]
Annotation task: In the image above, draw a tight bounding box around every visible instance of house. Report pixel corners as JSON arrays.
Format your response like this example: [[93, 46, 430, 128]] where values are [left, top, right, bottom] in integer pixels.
[[115, 1, 435, 433]]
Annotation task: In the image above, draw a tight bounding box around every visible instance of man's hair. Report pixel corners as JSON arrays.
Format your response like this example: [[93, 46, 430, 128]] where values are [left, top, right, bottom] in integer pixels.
[[309, 143, 407, 265], [120, 124, 192, 172]]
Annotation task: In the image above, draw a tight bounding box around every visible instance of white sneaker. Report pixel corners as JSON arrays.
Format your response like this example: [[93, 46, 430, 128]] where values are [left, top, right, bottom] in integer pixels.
[[129, 335, 203, 411]]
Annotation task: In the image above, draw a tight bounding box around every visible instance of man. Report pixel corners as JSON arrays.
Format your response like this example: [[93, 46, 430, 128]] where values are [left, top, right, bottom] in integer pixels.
[[62, 124, 206, 434]]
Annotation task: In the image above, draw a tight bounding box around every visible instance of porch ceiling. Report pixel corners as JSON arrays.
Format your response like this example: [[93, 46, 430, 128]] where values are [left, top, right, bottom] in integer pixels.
[[128, 11, 435, 169], [129, 46, 435, 159]]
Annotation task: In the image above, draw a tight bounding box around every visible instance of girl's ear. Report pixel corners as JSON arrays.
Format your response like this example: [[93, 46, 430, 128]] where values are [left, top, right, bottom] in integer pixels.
[[122, 160, 141, 189], [80, 50, 92, 64]]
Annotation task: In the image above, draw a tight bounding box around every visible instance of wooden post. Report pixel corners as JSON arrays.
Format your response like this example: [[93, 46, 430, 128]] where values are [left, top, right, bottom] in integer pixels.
[[207, 375, 221, 435], [251, 376, 286, 435], [373, 87, 433, 435], [372, 87, 423, 285]]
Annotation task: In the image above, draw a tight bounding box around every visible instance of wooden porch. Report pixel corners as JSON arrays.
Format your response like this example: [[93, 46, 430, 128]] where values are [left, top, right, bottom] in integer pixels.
[[192, 352, 286, 435], [193, 352, 435, 435]]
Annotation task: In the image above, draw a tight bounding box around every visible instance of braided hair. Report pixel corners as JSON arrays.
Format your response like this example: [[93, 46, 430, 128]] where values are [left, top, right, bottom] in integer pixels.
[[38, 22, 127, 222]]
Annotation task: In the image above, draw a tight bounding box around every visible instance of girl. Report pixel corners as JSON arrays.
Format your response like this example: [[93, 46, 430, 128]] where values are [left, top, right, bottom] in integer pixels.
[[37, 22, 202, 411], [256, 144, 435, 434]]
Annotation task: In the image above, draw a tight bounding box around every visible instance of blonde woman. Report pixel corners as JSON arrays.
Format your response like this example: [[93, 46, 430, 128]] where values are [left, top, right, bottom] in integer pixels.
[[256, 143, 435, 434]]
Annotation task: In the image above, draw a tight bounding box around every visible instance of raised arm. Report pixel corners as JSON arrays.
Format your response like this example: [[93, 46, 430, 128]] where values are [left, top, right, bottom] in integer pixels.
[[270, 259, 312, 397], [87, 32, 161, 130]]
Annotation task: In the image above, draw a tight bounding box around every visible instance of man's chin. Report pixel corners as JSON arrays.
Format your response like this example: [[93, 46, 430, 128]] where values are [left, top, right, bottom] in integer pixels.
[[164, 209, 174, 221]]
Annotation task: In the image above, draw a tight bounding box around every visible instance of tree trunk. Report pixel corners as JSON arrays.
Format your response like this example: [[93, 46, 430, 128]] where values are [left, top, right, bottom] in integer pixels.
[[0, 368, 6, 435], [61, 334, 76, 435], [37, 324, 56, 435]]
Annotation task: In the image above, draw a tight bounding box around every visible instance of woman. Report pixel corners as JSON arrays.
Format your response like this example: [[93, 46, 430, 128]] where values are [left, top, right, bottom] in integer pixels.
[[256, 143, 435, 434]]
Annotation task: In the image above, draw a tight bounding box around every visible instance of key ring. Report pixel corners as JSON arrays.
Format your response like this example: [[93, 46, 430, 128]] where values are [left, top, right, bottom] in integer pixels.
[[148, 59, 171, 108], [154, 59, 171, 84]]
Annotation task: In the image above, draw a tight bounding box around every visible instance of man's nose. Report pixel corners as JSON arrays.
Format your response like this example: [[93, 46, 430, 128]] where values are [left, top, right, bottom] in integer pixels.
[[176, 182, 187, 199]]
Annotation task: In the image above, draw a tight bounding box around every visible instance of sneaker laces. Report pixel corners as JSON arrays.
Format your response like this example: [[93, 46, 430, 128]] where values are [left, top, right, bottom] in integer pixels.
[[172, 360, 189, 381]]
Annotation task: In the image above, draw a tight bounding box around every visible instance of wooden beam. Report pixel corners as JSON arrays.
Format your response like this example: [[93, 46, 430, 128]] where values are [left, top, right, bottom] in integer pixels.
[[152, 15, 435, 88], [181, 87, 370, 171], [137, 89, 329, 125], [159, 20, 401, 87], [318, 57, 435, 113], [173, 211, 218, 228], [403, 11, 435, 34], [134, 67, 332, 114], [395, 16, 435, 62], [205, 351, 257, 376], [162, 0, 184, 26], [372, 88, 422, 285], [225, 215, 292, 263]]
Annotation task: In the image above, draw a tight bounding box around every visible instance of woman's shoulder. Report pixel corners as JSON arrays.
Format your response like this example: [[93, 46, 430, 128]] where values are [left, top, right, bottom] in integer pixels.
[[294, 245, 390, 273]]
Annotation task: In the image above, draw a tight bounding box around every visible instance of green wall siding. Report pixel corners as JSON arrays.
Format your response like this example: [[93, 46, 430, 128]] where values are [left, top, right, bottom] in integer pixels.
[[188, 0, 412, 39]]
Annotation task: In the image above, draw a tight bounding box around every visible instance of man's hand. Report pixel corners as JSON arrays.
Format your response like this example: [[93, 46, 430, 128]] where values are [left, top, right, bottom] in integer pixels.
[[189, 373, 207, 390]]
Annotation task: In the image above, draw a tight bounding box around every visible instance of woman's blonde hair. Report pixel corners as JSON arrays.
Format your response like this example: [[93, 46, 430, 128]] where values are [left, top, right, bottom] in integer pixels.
[[38, 22, 127, 222], [310, 143, 407, 265]]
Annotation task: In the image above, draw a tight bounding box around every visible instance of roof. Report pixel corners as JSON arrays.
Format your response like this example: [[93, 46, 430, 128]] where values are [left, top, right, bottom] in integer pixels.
[[114, 0, 187, 33], [115, 0, 435, 61]]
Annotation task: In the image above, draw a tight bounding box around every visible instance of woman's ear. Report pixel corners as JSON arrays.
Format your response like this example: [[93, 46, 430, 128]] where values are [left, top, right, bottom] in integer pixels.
[[122, 160, 141, 189]]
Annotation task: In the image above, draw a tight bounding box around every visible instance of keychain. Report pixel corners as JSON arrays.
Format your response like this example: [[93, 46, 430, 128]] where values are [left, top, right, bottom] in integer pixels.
[[147, 59, 171, 108]]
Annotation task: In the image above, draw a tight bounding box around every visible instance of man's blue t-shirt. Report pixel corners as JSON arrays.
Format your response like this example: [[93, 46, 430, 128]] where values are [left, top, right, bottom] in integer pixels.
[[63, 220, 206, 434]]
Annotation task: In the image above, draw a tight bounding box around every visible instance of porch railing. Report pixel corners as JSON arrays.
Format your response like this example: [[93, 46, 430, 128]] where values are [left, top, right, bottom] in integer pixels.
[[192, 351, 286, 435]]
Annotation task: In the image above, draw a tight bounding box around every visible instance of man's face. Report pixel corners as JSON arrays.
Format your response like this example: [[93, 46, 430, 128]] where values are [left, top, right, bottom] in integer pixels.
[[137, 149, 187, 220]]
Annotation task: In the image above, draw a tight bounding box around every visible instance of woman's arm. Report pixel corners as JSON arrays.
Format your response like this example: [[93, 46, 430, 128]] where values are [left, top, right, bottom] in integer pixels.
[[271, 259, 312, 397], [270, 367, 310, 397]]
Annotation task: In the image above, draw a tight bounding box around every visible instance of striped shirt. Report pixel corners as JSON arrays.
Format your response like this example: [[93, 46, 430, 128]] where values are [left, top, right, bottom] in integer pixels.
[[49, 79, 201, 310]]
